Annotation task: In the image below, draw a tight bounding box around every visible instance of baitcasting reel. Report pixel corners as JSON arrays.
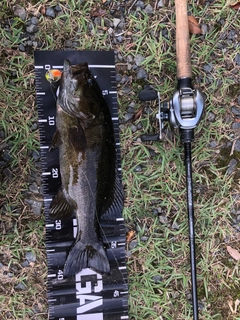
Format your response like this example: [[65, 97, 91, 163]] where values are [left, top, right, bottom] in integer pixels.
[[139, 79, 204, 143]]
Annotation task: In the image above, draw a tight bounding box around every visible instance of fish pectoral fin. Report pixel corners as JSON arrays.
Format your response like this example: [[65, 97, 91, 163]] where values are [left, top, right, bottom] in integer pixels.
[[49, 188, 73, 219], [68, 122, 86, 153], [49, 130, 62, 152], [100, 170, 124, 220]]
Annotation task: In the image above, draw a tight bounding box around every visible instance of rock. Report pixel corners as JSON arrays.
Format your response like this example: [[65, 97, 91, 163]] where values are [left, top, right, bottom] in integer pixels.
[[25, 198, 43, 216], [140, 236, 149, 241], [201, 24, 208, 35], [159, 215, 168, 224], [207, 112, 215, 122], [31, 17, 39, 25], [203, 63, 213, 73], [29, 182, 39, 193], [231, 106, 240, 115], [135, 1, 145, 9], [144, 4, 153, 15], [227, 159, 237, 175], [134, 165, 143, 172], [134, 53, 145, 66], [2, 151, 12, 163], [232, 122, 240, 129], [238, 96, 240, 106], [25, 251, 36, 263], [64, 40, 72, 47], [26, 24, 38, 34], [234, 139, 240, 152], [13, 5, 26, 20], [113, 18, 121, 28], [152, 275, 162, 283], [15, 282, 27, 290], [136, 68, 148, 80], [19, 43, 25, 52], [172, 222, 180, 230], [157, 0, 164, 8], [209, 140, 218, 148], [235, 53, 240, 66], [129, 240, 138, 250], [54, 4, 62, 12], [45, 7, 56, 18]]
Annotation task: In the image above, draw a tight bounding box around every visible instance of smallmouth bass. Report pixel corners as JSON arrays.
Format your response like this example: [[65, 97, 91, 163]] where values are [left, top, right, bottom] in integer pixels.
[[49, 60, 123, 276]]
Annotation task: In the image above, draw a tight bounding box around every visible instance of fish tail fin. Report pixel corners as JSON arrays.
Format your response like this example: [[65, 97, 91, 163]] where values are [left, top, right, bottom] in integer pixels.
[[63, 240, 110, 276]]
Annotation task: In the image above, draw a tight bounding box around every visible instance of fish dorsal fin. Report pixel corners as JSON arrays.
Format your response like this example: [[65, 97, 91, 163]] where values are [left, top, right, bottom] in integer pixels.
[[49, 188, 73, 220], [100, 170, 124, 220]]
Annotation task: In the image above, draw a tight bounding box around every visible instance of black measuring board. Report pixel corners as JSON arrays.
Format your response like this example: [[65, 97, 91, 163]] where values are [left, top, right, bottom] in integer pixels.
[[34, 51, 128, 320]]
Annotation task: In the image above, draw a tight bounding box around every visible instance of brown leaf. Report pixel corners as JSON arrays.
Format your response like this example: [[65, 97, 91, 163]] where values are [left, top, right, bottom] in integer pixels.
[[91, 7, 107, 17], [188, 16, 202, 34], [230, 1, 240, 10], [226, 245, 240, 261], [126, 230, 135, 243]]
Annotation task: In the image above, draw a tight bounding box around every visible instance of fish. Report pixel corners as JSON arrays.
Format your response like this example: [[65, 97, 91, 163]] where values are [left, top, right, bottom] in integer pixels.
[[49, 60, 124, 276]]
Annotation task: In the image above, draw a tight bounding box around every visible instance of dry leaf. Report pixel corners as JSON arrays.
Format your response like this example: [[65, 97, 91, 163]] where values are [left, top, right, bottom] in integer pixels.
[[230, 0, 240, 10], [126, 230, 135, 243], [226, 245, 240, 260], [91, 7, 107, 17], [188, 16, 202, 34]]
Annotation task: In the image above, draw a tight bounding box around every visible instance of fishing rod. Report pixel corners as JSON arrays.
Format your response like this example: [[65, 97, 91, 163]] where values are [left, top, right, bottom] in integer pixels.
[[139, 0, 204, 319]]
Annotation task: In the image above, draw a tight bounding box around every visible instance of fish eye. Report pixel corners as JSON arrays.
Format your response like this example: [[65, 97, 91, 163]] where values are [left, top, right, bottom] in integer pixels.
[[87, 78, 93, 86]]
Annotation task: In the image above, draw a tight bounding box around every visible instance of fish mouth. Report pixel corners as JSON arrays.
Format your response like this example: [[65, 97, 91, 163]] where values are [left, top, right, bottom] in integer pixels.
[[58, 60, 95, 120]]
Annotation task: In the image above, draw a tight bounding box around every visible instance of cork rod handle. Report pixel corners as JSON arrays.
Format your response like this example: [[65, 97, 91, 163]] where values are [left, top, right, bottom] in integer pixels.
[[175, 0, 192, 79]]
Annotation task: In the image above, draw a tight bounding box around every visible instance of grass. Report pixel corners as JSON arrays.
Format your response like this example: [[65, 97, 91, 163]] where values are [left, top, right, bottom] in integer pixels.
[[0, 0, 240, 319]]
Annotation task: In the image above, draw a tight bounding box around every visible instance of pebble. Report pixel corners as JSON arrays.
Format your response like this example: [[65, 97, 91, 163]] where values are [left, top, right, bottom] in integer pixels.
[[209, 140, 218, 148], [144, 4, 154, 15], [207, 112, 215, 122], [136, 68, 148, 80], [31, 17, 39, 25], [231, 106, 240, 115], [15, 282, 27, 290], [19, 43, 25, 52], [235, 53, 240, 66], [129, 240, 138, 250], [54, 4, 62, 12], [134, 165, 143, 172], [2, 151, 12, 163], [232, 122, 240, 129], [45, 7, 56, 18], [152, 275, 162, 283], [140, 236, 149, 241], [24, 198, 43, 216], [238, 96, 240, 106], [201, 24, 208, 35], [135, 1, 145, 9], [203, 63, 213, 73], [25, 251, 36, 263], [171, 221, 180, 230], [113, 18, 121, 28], [13, 5, 26, 20], [227, 159, 237, 175], [134, 54, 145, 66], [26, 24, 38, 34], [29, 182, 39, 194], [234, 139, 240, 152], [159, 215, 168, 224], [157, 0, 164, 8]]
